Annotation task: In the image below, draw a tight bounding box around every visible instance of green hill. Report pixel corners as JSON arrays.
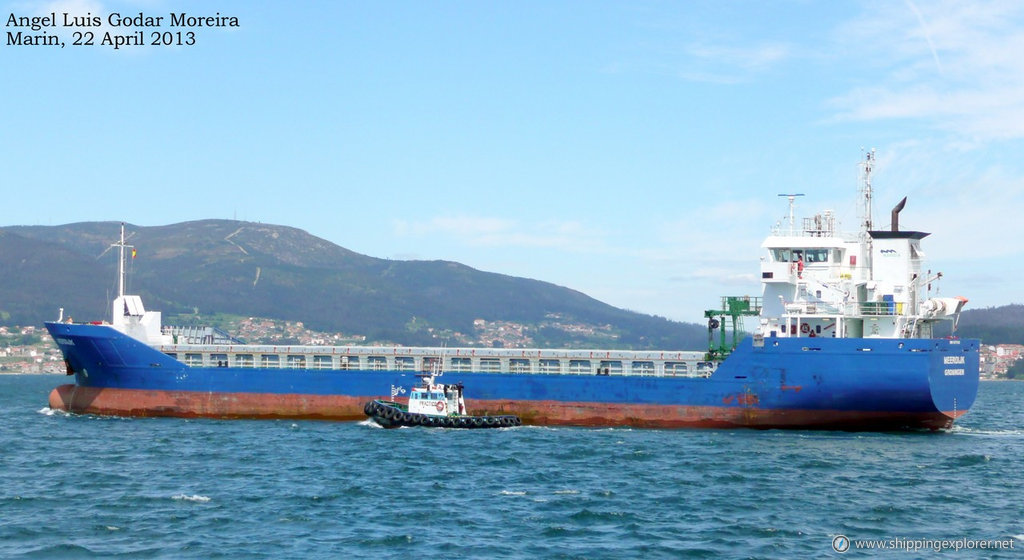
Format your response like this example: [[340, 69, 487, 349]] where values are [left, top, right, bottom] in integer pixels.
[[0, 220, 707, 349], [954, 304, 1024, 345]]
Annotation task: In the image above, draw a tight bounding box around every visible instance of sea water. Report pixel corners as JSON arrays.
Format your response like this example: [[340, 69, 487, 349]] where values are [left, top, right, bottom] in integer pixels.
[[1, 375, 1021, 559]]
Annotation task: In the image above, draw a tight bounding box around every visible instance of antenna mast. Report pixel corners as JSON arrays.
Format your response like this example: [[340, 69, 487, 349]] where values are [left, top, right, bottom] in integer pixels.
[[110, 223, 134, 299], [859, 149, 877, 280], [777, 193, 805, 235], [860, 148, 875, 233]]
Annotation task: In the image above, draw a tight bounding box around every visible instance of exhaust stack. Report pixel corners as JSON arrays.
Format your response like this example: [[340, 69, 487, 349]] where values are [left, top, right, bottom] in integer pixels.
[[891, 196, 907, 232]]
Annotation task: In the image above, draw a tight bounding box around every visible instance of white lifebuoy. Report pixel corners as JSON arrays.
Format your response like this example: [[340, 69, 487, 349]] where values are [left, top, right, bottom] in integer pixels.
[[436, 401, 445, 412]]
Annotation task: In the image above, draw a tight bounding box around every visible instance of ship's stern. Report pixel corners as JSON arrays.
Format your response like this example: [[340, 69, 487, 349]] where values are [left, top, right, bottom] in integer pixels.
[[927, 338, 980, 426]]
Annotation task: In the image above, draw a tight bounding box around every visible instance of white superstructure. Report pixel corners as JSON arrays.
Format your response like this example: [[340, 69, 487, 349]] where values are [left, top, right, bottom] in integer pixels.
[[755, 151, 966, 340], [109, 223, 173, 346]]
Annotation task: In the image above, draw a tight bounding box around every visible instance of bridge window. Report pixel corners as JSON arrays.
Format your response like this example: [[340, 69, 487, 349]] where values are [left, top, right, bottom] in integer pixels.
[[772, 248, 792, 262], [804, 249, 829, 263]]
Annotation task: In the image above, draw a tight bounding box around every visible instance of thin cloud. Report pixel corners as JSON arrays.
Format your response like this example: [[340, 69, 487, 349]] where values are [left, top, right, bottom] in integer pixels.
[[905, 0, 944, 76], [828, 0, 1024, 141], [677, 42, 791, 84], [685, 42, 791, 72], [608, 14, 793, 85], [668, 268, 760, 286]]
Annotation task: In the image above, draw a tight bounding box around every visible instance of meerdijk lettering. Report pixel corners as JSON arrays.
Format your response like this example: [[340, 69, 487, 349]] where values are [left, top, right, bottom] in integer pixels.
[[169, 13, 239, 27]]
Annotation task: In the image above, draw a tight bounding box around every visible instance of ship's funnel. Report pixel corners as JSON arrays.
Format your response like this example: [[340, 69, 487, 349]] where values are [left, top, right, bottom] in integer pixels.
[[891, 196, 907, 232]]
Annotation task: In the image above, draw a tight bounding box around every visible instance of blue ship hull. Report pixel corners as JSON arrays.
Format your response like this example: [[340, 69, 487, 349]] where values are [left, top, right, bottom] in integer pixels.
[[44, 321, 979, 430]]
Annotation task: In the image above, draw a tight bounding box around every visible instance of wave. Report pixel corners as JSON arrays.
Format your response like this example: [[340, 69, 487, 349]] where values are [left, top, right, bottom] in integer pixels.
[[11, 544, 97, 557], [941, 454, 992, 467], [569, 508, 630, 522], [171, 493, 211, 503], [951, 426, 1024, 438]]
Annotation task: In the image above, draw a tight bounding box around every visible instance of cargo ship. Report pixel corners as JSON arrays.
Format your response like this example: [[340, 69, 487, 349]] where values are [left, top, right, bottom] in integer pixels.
[[44, 152, 979, 429]]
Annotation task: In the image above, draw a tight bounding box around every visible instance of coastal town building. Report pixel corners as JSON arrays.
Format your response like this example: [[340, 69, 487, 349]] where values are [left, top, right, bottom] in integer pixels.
[[981, 344, 1024, 379]]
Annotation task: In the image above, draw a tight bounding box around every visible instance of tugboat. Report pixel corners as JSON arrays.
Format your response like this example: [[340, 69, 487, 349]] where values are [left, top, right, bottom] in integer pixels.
[[364, 371, 521, 429]]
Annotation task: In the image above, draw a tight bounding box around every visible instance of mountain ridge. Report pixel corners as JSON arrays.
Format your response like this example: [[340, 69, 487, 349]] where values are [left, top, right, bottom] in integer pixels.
[[0, 220, 707, 349]]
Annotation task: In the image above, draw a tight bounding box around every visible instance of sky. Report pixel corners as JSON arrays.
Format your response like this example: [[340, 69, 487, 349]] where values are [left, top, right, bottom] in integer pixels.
[[3, 0, 1024, 323]]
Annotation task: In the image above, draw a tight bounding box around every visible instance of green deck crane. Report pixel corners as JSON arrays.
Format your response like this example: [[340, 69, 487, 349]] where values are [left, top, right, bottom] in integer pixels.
[[704, 296, 762, 360]]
